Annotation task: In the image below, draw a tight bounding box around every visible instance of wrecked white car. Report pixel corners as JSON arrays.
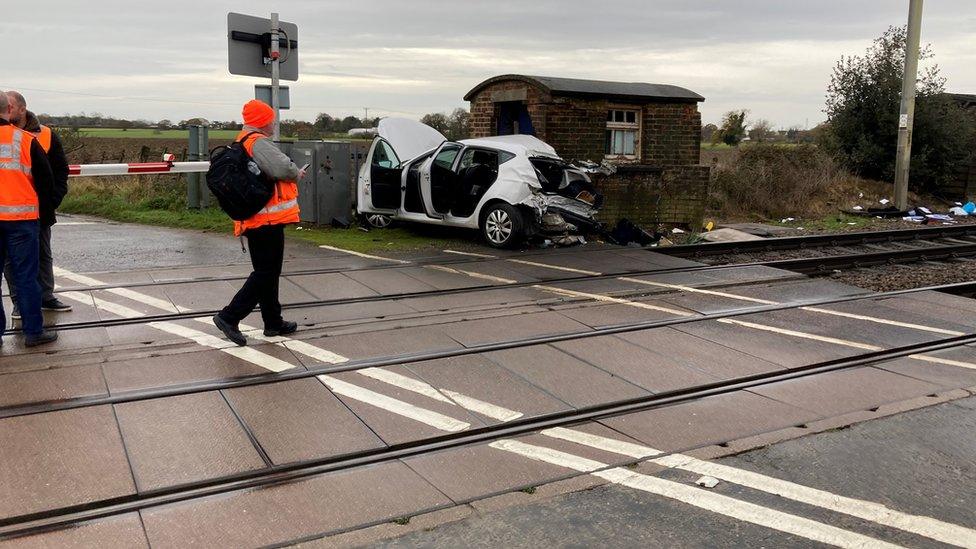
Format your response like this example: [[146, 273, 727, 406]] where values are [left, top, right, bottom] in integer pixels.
[[357, 118, 603, 248]]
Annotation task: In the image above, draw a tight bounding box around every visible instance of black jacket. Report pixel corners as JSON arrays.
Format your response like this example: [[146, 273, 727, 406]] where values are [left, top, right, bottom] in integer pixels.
[[0, 119, 55, 225], [24, 111, 69, 224]]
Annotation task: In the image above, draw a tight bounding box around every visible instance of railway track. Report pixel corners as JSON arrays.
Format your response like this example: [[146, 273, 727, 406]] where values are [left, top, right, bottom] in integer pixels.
[[2, 303, 972, 540]]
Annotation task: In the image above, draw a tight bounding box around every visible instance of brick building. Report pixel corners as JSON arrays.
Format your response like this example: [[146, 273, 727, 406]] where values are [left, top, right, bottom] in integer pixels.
[[464, 74, 710, 229]]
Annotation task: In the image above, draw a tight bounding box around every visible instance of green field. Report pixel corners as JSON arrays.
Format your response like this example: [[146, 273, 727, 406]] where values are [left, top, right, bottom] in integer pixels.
[[78, 128, 242, 139]]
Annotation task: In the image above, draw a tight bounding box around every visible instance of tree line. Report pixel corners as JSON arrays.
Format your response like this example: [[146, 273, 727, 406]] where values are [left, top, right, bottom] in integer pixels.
[[37, 108, 473, 142]]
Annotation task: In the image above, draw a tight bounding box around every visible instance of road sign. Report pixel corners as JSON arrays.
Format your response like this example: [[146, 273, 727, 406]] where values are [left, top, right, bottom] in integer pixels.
[[227, 12, 299, 81], [256, 85, 290, 109]]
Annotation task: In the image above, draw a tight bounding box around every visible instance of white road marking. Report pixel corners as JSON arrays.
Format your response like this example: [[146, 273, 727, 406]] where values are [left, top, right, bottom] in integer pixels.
[[52, 221, 97, 226], [543, 428, 976, 548], [426, 264, 518, 285], [619, 277, 779, 305], [60, 291, 146, 319], [317, 374, 470, 432], [54, 266, 180, 313], [799, 307, 965, 336], [358, 367, 523, 422], [491, 439, 903, 549], [149, 321, 297, 373], [716, 318, 885, 351], [507, 259, 601, 276], [536, 285, 696, 317], [318, 244, 411, 264], [621, 275, 962, 336], [905, 354, 976, 371], [442, 249, 497, 259]]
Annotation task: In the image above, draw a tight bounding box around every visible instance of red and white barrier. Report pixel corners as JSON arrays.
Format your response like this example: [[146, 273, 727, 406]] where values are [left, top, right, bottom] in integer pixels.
[[68, 161, 209, 177]]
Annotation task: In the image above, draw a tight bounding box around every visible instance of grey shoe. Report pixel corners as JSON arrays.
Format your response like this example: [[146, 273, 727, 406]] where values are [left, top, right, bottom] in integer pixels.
[[25, 330, 58, 347], [42, 298, 73, 312]]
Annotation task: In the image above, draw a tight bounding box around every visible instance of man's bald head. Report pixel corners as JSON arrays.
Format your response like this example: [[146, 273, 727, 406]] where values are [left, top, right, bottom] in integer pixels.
[[6, 91, 25, 109], [5, 91, 27, 128], [0, 91, 8, 121]]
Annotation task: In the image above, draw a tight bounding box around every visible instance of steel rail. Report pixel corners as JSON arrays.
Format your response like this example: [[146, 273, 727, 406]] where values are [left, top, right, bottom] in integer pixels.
[[21, 238, 976, 335], [2, 329, 973, 540], [4, 279, 975, 422], [37, 224, 976, 295], [657, 224, 976, 258]]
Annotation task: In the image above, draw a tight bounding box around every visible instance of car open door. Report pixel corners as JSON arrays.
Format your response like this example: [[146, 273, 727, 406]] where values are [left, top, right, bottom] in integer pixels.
[[360, 137, 402, 212], [419, 142, 463, 219]]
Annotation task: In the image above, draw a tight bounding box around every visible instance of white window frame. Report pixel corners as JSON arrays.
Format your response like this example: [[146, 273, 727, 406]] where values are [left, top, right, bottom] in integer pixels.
[[605, 107, 641, 160]]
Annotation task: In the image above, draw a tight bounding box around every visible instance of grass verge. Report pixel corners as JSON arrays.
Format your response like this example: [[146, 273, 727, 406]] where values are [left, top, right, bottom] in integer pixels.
[[60, 177, 479, 254]]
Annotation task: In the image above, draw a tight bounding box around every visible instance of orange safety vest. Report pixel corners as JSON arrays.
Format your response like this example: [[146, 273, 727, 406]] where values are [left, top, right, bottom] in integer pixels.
[[233, 131, 300, 236], [0, 125, 39, 221], [32, 125, 52, 154]]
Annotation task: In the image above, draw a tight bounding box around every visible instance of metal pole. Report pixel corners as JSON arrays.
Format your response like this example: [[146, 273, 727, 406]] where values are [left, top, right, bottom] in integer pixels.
[[270, 12, 281, 141], [894, 0, 924, 211]]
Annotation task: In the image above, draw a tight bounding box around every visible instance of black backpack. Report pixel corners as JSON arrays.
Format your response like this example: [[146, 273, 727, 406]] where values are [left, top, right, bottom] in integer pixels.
[[206, 132, 274, 221]]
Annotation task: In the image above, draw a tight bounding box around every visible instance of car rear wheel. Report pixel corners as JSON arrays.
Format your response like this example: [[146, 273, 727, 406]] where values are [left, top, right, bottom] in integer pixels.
[[364, 214, 393, 229], [481, 203, 523, 248]]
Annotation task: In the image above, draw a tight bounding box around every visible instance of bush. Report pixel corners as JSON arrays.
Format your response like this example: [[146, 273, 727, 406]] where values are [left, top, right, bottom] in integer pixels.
[[708, 144, 847, 219], [823, 26, 975, 192]]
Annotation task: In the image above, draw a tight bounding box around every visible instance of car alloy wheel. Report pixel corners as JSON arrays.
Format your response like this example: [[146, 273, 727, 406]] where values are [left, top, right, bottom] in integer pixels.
[[485, 209, 514, 245]]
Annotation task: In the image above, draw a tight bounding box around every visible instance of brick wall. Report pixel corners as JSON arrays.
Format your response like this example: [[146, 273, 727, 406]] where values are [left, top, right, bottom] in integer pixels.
[[467, 78, 708, 228], [590, 165, 709, 229]]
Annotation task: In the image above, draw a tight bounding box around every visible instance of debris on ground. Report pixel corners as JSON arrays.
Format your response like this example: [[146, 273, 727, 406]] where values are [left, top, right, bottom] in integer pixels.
[[701, 228, 764, 243], [695, 476, 720, 489], [605, 218, 659, 247]]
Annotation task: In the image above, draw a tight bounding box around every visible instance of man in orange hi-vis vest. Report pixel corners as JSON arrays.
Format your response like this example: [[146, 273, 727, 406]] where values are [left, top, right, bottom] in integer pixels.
[[0, 90, 58, 347], [213, 100, 306, 346], [4, 91, 72, 319]]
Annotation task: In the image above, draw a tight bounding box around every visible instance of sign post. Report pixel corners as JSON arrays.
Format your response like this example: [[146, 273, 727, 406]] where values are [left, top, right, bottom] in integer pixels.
[[270, 12, 280, 140]]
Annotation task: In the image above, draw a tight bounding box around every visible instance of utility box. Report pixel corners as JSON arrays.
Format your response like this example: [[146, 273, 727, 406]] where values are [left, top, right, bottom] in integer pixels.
[[280, 140, 356, 226]]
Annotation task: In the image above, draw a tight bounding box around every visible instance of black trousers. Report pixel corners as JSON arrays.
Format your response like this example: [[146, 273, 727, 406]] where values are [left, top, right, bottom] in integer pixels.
[[220, 224, 285, 329]]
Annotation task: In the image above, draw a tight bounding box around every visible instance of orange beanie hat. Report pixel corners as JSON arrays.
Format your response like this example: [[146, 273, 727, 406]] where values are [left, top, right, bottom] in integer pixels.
[[242, 99, 275, 127]]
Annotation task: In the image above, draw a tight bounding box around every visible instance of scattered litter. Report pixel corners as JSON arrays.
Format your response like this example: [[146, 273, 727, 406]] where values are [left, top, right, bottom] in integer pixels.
[[296, 226, 304, 230], [847, 222, 857, 225], [701, 228, 763, 243], [696, 476, 720, 489], [858, 192, 864, 198], [780, 217, 795, 223], [925, 214, 953, 223], [672, 228, 686, 234], [965, 202, 976, 214], [955, 202, 963, 206], [796, 227, 805, 230], [879, 198, 890, 205], [704, 221, 715, 232], [903, 216, 925, 223], [552, 234, 586, 247], [852, 205, 863, 211], [949, 206, 969, 216]]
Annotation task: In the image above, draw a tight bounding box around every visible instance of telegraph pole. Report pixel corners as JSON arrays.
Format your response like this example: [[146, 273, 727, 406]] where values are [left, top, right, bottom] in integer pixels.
[[894, 0, 924, 211]]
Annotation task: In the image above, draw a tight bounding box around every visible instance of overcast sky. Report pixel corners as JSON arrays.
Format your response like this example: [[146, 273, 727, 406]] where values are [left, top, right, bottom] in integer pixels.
[[4, 1, 975, 128]]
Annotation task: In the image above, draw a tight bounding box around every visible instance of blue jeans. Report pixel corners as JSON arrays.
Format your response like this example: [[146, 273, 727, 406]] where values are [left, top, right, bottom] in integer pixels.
[[0, 220, 42, 336]]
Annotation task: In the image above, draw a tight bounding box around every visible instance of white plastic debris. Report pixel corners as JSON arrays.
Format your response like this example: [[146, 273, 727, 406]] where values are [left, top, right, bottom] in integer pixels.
[[780, 217, 795, 223], [696, 476, 720, 489], [671, 228, 685, 234], [847, 222, 857, 225], [852, 205, 863, 211], [950, 206, 969, 216], [879, 198, 890, 205], [858, 192, 864, 198]]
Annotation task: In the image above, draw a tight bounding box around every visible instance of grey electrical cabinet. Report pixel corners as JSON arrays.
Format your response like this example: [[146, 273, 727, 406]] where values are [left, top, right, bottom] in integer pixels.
[[280, 140, 357, 226]]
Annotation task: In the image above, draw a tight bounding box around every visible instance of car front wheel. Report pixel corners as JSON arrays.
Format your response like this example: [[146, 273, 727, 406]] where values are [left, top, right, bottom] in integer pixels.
[[364, 214, 393, 229], [480, 203, 523, 248]]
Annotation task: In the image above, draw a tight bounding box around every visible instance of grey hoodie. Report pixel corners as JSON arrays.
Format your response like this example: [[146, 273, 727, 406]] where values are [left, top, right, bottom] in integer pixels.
[[242, 126, 300, 181]]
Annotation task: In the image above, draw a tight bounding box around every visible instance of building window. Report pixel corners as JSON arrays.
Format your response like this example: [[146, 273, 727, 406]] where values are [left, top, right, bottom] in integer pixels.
[[605, 108, 639, 159]]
